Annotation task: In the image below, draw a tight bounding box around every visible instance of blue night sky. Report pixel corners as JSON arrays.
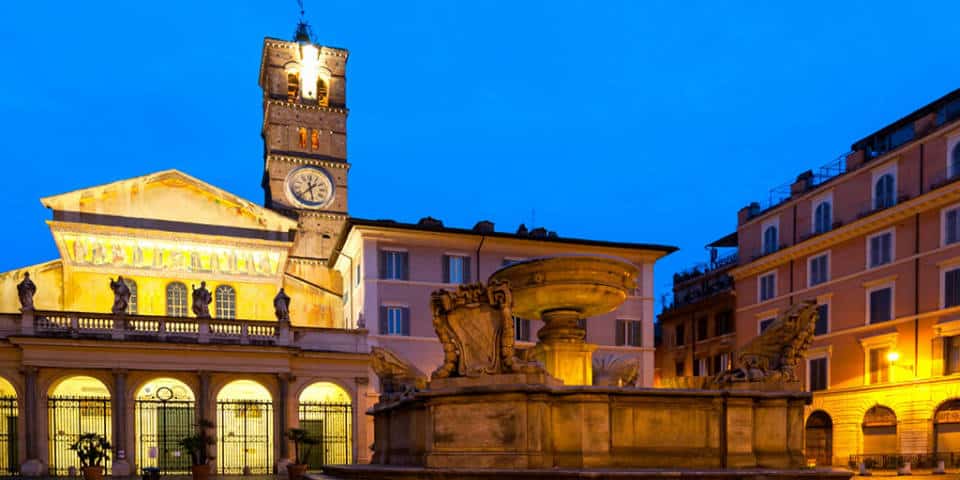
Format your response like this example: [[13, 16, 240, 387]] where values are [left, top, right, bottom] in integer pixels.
[[2, 1, 958, 313]]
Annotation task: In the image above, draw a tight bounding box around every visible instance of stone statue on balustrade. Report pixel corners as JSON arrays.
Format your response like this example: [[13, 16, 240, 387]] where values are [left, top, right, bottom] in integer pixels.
[[431, 281, 542, 380], [192, 281, 212, 318], [713, 301, 817, 388], [109, 276, 131, 315], [17, 272, 36, 311], [273, 288, 290, 321]]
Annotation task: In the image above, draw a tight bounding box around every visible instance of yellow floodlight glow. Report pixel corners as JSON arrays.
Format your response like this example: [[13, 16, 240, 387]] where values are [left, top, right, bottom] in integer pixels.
[[886, 351, 900, 363], [299, 43, 320, 100]]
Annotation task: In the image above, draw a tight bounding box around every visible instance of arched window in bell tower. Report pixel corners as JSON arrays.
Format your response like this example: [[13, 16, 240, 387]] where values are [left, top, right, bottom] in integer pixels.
[[311, 129, 320, 150], [298, 128, 308, 149], [287, 72, 300, 103], [317, 78, 328, 106]]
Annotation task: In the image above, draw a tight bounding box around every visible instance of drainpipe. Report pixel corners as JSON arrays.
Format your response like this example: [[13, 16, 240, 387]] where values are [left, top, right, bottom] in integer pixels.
[[333, 247, 356, 329], [475, 235, 486, 283]]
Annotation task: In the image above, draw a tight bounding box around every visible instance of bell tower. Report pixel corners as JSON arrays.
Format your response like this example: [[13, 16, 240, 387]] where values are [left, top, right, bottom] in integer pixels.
[[259, 22, 349, 261]]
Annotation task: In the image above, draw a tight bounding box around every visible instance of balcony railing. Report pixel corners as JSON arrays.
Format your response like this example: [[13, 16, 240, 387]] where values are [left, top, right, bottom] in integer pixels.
[[4, 310, 368, 353], [849, 452, 960, 470]]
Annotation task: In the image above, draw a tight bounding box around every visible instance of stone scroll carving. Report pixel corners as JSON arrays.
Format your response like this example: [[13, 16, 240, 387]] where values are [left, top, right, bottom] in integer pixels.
[[371, 346, 427, 400], [714, 301, 817, 386], [431, 281, 540, 379]]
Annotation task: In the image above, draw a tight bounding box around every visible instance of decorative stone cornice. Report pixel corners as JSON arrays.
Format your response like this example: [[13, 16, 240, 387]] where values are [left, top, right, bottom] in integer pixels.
[[264, 99, 349, 115], [265, 155, 350, 171], [731, 183, 960, 279]]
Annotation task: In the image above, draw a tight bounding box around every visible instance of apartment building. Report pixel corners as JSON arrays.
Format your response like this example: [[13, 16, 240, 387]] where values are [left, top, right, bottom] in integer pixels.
[[329, 217, 675, 388], [731, 88, 960, 467], [656, 234, 737, 384]]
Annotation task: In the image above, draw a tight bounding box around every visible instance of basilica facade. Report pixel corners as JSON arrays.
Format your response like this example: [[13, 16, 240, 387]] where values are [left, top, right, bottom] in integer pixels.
[[0, 27, 672, 476]]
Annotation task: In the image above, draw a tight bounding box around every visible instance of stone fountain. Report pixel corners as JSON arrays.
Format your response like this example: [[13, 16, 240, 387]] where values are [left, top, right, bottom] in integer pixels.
[[322, 256, 852, 480]]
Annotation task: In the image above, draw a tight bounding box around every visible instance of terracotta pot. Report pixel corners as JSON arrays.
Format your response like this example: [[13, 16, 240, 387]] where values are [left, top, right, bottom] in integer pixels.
[[287, 463, 309, 480], [191, 464, 210, 480], [81, 466, 104, 480]]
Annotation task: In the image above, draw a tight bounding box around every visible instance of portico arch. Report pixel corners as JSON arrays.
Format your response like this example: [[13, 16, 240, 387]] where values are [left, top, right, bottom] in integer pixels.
[[135, 378, 195, 474], [48, 376, 111, 475], [934, 399, 960, 456], [298, 381, 352, 467], [216, 380, 273, 474], [0, 377, 18, 474], [862, 405, 897, 458], [805, 410, 832, 466]]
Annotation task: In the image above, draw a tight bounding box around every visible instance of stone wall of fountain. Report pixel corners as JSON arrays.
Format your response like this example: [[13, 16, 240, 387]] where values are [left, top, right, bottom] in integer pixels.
[[322, 256, 851, 480]]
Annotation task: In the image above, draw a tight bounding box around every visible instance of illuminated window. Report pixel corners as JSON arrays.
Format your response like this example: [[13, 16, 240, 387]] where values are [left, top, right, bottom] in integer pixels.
[[298, 127, 308, 149], [316, 79, 328, 105], [287, 73, 300, 102], [215, 285, 236, 319], [868, 347, 891, 384], [124, 278, 138, 315], [310, 129, 319, 150], [166, 282, 187, 317]]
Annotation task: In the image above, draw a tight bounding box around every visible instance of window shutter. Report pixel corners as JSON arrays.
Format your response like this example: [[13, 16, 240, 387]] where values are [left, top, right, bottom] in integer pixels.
[[949, 210, 960, 245], [883, 234, 892, 264], [400, 252, 409, 280], [615, 320, 625, 346], [378, 251, 387, 279], [401, 307, 411, 336], [947, 270, 960, 307], [463, 257, 472, 284], [379, 306, 388, 334], [442, 255, 450, 283]]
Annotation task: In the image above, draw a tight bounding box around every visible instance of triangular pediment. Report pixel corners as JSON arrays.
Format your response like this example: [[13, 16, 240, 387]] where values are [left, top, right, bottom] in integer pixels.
[[40, 169, 297, 234]]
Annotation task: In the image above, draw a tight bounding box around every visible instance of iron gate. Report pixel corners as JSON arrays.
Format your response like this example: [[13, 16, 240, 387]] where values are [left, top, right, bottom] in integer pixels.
[[0, 397, 17, 474], [298, 402, 352, 467], [217, 400, 273, 474], [48, 397, 111, 476], [136, 398, 194, 474]]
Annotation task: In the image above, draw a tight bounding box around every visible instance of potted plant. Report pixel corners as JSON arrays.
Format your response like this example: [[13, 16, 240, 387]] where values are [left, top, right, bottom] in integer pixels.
[[285, 428, 319, 480], [69, 433, 111, 480], [179, 419, 215, 480]]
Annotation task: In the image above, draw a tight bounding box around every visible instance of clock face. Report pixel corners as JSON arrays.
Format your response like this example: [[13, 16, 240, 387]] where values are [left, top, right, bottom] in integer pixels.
[[285, 166, 335, 209]]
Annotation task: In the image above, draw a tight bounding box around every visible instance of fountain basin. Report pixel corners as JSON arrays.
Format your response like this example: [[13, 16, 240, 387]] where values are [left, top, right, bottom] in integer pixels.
[[489, 255, 638, 322]]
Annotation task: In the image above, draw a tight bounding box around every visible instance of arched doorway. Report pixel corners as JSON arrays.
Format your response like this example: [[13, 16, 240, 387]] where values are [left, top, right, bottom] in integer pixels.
[[298, 382, 352, 467], [934, 399, 960, 460], [216, 380, 273, 474], [862, 405, 898, 465], [0, 377, 18, 474], [48, 376, 111, 476], [135, 378, 195, 474], [805, 410, 832, 466]]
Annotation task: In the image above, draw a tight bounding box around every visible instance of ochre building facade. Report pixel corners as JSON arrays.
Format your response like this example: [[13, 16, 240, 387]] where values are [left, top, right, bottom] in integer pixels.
[[728, 88, 960, 468]]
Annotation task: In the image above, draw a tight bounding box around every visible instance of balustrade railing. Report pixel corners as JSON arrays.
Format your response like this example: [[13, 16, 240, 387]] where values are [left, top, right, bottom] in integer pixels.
[[16, 310, 367, 353], [849, 452, 960, 470]]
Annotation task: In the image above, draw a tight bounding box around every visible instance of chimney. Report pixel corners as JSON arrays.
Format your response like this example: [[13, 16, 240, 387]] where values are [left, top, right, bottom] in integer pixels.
[[472, 220, 495, 233], [417, 216, 444, 228], [738, 202, 760, 225], [790, 170, 814, 196]]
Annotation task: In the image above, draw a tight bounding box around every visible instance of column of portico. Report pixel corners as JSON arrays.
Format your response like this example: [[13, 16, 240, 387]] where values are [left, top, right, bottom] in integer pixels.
[[20, 367, 44, 476], [276, 373, 293, 474], [354, 376, 371, 464], [111, 370, 132, 476]]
